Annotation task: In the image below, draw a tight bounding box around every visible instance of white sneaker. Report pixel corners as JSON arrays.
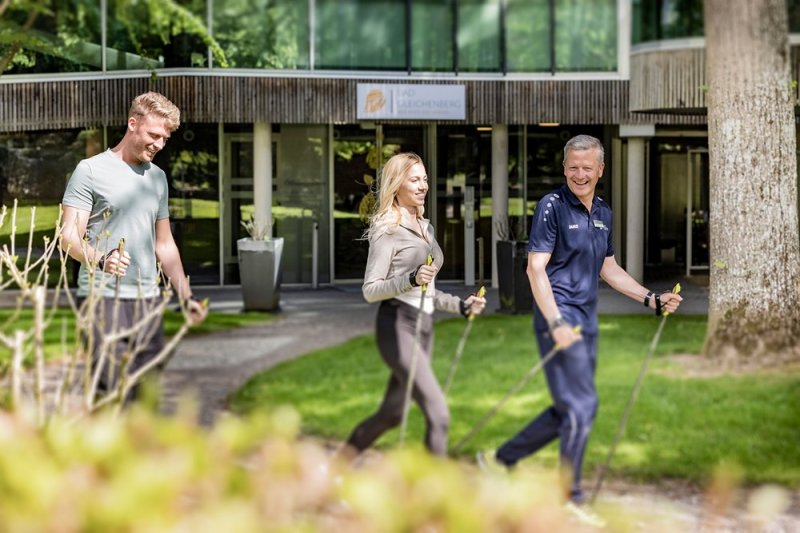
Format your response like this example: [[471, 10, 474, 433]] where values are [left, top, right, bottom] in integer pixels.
[[475, 449, 510, 475], [564, 501, 606, 529]]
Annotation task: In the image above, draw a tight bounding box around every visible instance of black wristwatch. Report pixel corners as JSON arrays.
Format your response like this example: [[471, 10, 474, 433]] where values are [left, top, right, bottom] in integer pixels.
[[643, 291, 654, 308], [409, 268, 419, 287], [97, 249, 114, 272]]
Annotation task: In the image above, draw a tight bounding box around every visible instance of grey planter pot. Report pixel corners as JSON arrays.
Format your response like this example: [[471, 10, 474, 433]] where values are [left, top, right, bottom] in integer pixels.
[[496, 240, 533, 314], [237, 237, 284, 311]]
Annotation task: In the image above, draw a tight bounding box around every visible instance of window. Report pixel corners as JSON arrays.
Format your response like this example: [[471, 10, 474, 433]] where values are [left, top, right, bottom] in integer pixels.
[[632, 0, 703, 44], [506, 0, 551, 72], [107, 0, 209, 70], [555, 0, 616, 71], [214, 0, 309, 69], [411, 0, 454, 71], [457, 0, 501, 72], [316, 0, 405, 70], [1, 0, 102, 74]]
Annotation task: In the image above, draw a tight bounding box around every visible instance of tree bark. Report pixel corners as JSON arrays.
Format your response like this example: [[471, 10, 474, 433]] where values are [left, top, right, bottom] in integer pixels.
[[704, 0, 800, 367]]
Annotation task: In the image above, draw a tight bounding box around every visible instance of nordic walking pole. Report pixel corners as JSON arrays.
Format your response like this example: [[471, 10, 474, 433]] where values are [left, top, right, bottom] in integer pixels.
[[110, 238, 126, 320], [444, 285, 486, 395], [399, 253, 433, 445], [589, 283, 682, 504], [451, 325, 581, 454]]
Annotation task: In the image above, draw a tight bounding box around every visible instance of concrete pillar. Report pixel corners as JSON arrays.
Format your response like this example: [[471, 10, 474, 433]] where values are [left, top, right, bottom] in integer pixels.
[[253, 122, 272, 237], [611, 138, 624, 264], [625, 137, 645, 282], [619, 125, 654, 283], [491, 124, 509, 288]]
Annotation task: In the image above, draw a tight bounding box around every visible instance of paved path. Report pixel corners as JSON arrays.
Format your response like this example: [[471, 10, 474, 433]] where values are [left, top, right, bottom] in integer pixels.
[[161, 279, 708, 425]]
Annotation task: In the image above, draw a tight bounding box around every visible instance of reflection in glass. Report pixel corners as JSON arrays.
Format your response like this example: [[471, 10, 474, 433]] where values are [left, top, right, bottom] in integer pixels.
[[555, 0, 616, 71], [506, 0, 550, 73], [411, 1, 453, 71], [316, 0, 405, 70], [155, 124, 221, 284], [1, 0, 102, 74], [457, 0, 501, 72], [276, 125, 329, 284], [213, 0, 309, 69], [436, 126, 493, 281], [632, 0, 704, 44], [525, 125, 607, 224], [106, 0, 209, 70], [650, 140, 708, 269], [332, 126, 376, 280], [0, 128, 101, 283]]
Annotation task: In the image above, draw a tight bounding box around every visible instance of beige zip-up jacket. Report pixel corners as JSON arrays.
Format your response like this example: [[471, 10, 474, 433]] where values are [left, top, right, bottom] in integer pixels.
[[362, 217, 462, 315]]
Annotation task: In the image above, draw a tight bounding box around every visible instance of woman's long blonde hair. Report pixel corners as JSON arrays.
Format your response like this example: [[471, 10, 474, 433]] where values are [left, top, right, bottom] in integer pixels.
[[366, 152, 426, 240]]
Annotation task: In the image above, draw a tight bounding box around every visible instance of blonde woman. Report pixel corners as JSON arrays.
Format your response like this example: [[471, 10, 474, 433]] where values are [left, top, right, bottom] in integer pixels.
[[344, 152, 486, 456]]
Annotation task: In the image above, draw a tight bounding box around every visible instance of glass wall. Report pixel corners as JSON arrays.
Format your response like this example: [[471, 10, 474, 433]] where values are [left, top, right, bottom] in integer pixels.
[[2, 0, 623, 76], [506, 0, 551, 73], [555, 0, 617, 71], [525, 125, 609, 224], [155, 124, 221, 285], [1, 0, 102, 74], [632, 0, 800, 44], [275, 125, 329, 284], [458, 0, 501, 72], [411, 1, 454, 71], [331, 125, 376, 280], [213, 0, 309, 69], [107, 0, 209, 70], [507, 0, 617, 73], [316, 0, 406, 70], [436, 126, 493, 281], [632, 0, 703, 44], [647, 139, 708, 269], [0, 128, 101, 284]]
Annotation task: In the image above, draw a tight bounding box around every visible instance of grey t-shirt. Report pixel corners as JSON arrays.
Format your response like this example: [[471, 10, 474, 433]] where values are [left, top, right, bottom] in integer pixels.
[[62, 149, 170, 299]]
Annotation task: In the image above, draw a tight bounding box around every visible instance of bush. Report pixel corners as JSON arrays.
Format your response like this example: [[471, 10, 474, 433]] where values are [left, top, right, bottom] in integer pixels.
[[0, 404, 621, 532]]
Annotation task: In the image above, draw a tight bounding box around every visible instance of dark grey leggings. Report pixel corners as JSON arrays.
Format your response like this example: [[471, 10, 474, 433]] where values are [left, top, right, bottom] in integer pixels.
[[346, 299, 450, 455]]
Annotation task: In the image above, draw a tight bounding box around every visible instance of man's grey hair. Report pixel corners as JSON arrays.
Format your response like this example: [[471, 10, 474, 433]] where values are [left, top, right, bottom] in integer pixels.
[[564, 134, 604, 163]]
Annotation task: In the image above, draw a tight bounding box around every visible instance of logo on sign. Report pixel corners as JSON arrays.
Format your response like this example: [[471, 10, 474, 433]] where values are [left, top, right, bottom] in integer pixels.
[[365, 89, 386, 113]]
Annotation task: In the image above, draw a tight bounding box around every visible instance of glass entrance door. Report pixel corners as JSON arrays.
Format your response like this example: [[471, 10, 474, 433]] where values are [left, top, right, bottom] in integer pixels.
[[332, 125, 425, 281], [686, 148, 709, 276], [222, 127, 329, 285], [648, 139, 709, 272], [222, 133, 255, 284], [275, 125, 330, 284], [435, 126, 493, 282]]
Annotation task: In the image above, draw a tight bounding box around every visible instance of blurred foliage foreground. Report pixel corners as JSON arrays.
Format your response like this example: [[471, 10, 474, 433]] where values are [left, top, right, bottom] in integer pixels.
[[0, 403, 795, 532], [0, 405, 578, 532]]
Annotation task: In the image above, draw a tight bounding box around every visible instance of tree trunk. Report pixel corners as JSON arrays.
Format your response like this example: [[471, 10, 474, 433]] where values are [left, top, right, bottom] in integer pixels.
[[704, 0, 800, 367]]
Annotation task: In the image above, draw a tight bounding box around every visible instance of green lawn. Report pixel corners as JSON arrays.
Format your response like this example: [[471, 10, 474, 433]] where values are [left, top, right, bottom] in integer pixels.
[[0, 308, 276, 364], [231, 314, 800, 487]]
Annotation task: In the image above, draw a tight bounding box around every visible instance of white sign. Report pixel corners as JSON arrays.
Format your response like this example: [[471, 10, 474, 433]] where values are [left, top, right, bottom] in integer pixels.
[[357, 84, 466, 120]]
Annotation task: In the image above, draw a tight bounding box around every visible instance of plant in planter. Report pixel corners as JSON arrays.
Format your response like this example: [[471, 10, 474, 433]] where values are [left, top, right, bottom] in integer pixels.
[[238, 216, 284, 311], [495, 218, 533, 314]]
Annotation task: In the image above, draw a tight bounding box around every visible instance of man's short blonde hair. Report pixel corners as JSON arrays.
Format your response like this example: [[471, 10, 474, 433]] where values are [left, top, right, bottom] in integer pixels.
[[129, 92, 181, 131]]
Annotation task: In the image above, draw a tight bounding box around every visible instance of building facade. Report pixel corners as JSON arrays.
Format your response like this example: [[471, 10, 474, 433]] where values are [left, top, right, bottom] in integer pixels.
[[1, 0, 798, 287]]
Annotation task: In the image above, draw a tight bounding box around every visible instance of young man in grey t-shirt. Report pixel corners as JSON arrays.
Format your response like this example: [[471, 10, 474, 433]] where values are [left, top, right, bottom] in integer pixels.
[[61, 91, 207, 402]]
